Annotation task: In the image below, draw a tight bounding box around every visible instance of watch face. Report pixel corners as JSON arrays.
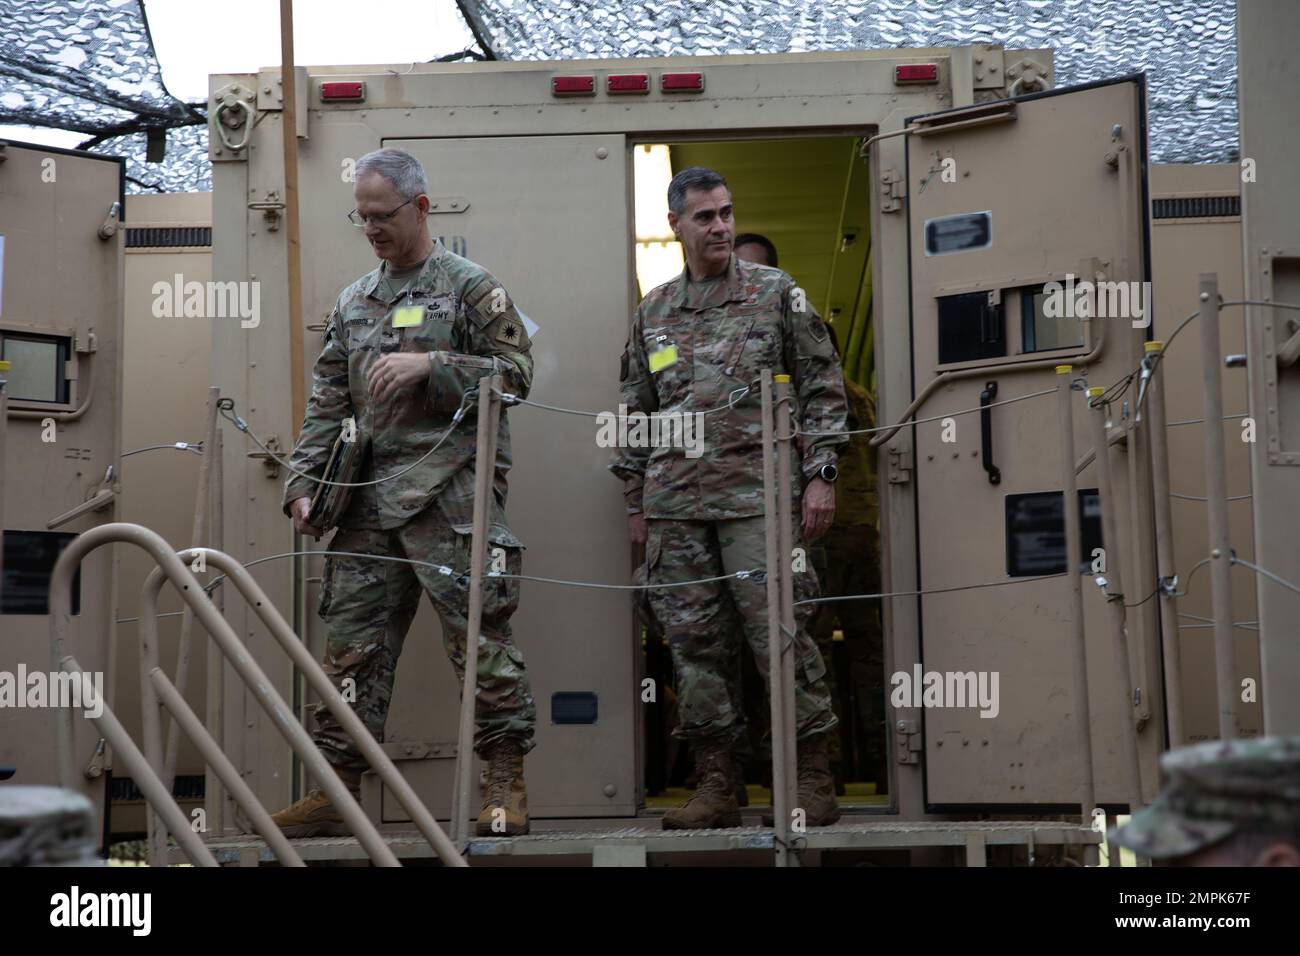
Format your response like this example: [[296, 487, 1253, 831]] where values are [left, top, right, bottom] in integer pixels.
[[820, 464, 838, 482]]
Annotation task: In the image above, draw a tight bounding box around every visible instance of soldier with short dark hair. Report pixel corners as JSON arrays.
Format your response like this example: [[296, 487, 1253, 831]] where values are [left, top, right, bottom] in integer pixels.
[[272, 147, 537, 837], [1110, 736, 1300, 866], [611, 167, 849, 829]]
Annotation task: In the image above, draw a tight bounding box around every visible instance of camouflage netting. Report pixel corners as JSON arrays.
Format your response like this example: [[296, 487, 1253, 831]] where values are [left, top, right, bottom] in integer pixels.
[[0, 0, 1237, 195], [0, 0, 206, 190], [472, 0, 1239, 164]]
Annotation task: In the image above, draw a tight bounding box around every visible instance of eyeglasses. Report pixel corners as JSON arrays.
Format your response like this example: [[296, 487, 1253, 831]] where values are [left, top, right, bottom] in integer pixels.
[[347, 198, 413, 227]]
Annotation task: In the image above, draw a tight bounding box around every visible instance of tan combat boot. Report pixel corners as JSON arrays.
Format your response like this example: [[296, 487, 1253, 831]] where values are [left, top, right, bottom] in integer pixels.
[[762, 734, 842, 827], [476, 739, 529, 836], [269, 766, 360, 838], [687, 760, 749, 806], [662, 737, 742, 830]]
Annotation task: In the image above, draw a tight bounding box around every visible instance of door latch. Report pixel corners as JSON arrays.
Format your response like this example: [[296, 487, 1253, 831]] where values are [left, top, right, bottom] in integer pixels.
[[247, 435, 283, 479]]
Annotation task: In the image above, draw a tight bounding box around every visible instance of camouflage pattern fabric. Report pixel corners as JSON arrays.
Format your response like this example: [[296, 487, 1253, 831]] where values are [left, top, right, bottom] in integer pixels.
[[634, 560, 753, 760], [643, 515, 837, 742], [610, 254, 848, 518], [1109, 736, 1300, 860], [283, 239, 536, 773], [313, 502, 535, 772], [283, 238, 532, 535]]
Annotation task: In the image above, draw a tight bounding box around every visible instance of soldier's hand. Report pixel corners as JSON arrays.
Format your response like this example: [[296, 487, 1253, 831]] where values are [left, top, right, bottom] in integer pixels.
[[290, 496, 323, 539], [628, 512, 648, 546], [801, 477, 835, 541], [368, 352, 431, 405]]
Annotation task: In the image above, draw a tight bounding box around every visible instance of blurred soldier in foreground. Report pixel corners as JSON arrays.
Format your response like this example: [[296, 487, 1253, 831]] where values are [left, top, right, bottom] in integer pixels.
[[1109, 737, 1300, 866], [273, 147, 537, 837], [612, 167, 849, 829]]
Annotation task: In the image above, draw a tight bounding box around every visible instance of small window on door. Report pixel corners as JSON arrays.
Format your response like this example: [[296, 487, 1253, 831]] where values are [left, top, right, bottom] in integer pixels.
[[1005, 489, 1103, 577], [2, 530, 81, 615], [0, 332, 72, 404], [1019, 283, 1084, 353], [937, 291, 1004, 365]]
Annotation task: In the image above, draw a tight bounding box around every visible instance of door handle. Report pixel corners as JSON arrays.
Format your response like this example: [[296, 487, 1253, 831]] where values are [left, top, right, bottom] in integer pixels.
[[979, 380, 1001, 485]]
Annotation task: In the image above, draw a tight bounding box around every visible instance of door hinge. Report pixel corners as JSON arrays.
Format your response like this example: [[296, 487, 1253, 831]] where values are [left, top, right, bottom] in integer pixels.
[[887, 445, 912, 484], [895, 719, 921, 764], [879, 168, 904, 214]]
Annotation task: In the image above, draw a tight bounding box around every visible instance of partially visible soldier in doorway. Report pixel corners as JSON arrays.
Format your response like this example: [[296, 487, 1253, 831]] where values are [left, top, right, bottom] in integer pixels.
[[273, 147, 537, 837], [807, 322, 886, 796], [612, 167, 849, 830], [1110, 737, 1300, 866], [733, 233, 886, 798]]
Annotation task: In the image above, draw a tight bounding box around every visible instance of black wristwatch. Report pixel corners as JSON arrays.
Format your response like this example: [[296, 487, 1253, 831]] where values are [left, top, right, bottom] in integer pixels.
[[817, 463, 838, 483]]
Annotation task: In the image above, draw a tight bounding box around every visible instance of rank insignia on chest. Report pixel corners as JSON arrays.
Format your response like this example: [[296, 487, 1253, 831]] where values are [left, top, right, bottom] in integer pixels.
[[391, 304, 426, 328], [649, 341, 679, 374], [495, 319, 524, 345]]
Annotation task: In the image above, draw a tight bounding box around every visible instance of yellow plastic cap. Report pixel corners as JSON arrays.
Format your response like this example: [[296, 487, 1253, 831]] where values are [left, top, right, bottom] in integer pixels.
[[1087, 386, 1105, 398], [774, 374, 792, 383], [0, 360, 10, 372], [1055, 365, 1072, 375], [1144, 340, 1164, 353]]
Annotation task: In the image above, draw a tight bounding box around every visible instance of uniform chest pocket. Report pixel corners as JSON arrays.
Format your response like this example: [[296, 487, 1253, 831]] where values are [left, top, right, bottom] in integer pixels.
[[402, 296, 458, 351], [344, 316, 379, 352], [726, 310, 783, 378]]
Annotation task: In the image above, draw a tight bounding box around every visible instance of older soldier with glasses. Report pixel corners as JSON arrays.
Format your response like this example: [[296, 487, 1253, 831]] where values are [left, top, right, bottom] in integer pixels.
[[271, 147, 537, 837], [612, 167, 849, 830]]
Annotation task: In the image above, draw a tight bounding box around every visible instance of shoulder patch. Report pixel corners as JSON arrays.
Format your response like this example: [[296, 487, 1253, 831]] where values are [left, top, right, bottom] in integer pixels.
[[494, 317, 525, 346]]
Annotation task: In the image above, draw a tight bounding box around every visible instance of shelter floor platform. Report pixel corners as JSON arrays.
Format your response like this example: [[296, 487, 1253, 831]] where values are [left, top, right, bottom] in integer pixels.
[[174, 813, 1102, 867]]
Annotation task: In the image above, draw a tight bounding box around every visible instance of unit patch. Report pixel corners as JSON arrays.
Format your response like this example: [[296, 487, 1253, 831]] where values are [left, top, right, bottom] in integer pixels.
[[495, 319, 524, 345]]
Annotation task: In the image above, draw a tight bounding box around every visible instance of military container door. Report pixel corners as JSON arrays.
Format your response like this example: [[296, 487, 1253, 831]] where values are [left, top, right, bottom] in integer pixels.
[[0, 142, 125, 828], [899, 77, 1162, 810], [374, 135, 635, 818]]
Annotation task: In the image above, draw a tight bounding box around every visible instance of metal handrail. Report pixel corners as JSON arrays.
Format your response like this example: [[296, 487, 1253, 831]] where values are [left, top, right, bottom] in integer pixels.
[[48, 523, 228, 866], [139, 547, 464, 867]]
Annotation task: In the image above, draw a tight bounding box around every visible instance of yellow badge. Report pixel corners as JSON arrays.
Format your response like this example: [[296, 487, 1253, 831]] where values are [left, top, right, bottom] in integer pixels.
[[392, 305, 425, 328], [648, 343, 679, 374]]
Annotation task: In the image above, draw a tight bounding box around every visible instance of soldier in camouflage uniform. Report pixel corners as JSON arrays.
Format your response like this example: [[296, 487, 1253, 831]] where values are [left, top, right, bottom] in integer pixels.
[[1109, 736, 1300, 866], [611, 168, 849, 830], [271, 148, 536, 838]]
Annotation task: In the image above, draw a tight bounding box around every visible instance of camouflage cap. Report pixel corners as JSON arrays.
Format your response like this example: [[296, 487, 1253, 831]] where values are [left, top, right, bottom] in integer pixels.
[[1109, 736, 1300, 860]]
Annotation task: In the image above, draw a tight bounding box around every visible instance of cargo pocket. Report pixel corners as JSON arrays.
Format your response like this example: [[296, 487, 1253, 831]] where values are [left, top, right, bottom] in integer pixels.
[[796, 631, 828, 685]]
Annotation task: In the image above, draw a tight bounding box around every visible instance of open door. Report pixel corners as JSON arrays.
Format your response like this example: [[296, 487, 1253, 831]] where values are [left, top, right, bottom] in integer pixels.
[[0, 142, 124, 832], [351, 134, 637, 818], [900, 77, 1161, 810]]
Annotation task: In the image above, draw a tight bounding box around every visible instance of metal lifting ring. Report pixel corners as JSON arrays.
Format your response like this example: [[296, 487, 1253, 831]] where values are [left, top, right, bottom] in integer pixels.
[[215, 99, 254, 152]]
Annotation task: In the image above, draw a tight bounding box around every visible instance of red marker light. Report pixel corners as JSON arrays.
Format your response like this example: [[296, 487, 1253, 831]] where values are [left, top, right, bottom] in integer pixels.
[[894, 64, 939, 84], [607, 74, 650, 94], [320, 81, 365, 101], [552, 75, 596, 96], [661, 72, 705, 93]]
